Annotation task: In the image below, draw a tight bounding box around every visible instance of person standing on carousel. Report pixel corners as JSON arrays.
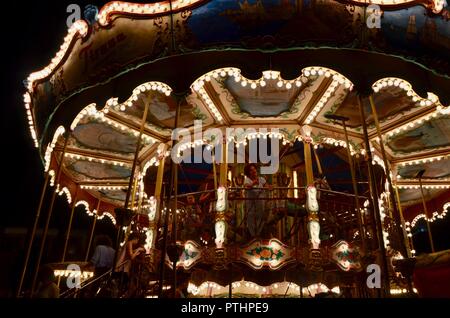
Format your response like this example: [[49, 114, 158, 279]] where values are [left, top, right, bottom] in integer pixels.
[[244, 163, 272, 238]]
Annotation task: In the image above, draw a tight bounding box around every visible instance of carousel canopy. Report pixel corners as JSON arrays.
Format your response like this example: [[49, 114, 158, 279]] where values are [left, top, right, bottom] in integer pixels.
[[24, 0, 450, 225]]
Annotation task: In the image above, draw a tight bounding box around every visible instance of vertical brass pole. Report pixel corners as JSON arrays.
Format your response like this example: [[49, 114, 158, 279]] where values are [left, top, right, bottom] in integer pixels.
[[357, 96, 390, 297], [85, 200, 101, 262], [341, 120, 366, 250], [393, 185, 412, 257], [58, 187, 79, 287], [61, 187, 78, 263], [31, 134, 69, 297], [418, 177, 435, 253], [369, 95, 408, 258], [159, 96, 181, 298], [154, 146, 167, 232], [172, 159, 178, 298], [114, 101, 149, 261], [17, 171, 51, 297], [130, 175, 139, 210]]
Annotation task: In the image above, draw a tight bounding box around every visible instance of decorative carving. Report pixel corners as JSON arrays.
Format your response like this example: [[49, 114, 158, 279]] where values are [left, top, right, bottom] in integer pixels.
[[330, 240, 362, 271]]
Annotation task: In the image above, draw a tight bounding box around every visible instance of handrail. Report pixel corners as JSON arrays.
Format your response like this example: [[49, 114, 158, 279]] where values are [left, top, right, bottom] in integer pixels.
[[60, 260, 128, 298]]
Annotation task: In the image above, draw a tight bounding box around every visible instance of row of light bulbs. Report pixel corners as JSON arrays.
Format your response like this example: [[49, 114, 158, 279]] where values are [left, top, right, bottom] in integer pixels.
[[398, 154, 450, 167], [396, 184, 450, 190], [80, 185, 128, 190], [196, 87, 224, 123], [321, 137, 358, 155], [305, 79, 340, 124], [114, 82, 172, 112], [74, 200, 117, 225], [23, 93, 38, 148], [403, 222, 416, 255], [44, 126, 66, 172], [410, 202, 449, 228], [188, 280, 339, 296], [385, 104, 448, 139], [372, 77, 438, 106], [65, 152, 132, 167], [70, 103, 159, 144], [26, 20, 88, 92], [351, 0, 444, 13], [98, 0, 201, 25], [54, 270, 94, 279], [58, 187, 72, 204]]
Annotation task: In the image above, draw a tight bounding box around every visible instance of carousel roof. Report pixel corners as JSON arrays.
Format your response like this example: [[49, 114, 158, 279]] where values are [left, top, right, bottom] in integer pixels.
[[24, 0, 450, 225]]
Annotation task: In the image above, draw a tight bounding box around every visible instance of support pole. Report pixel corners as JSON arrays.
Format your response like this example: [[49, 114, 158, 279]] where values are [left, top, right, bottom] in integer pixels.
[[158, 96, 182, 298], [393, 185, 412, 257], [17, 171, 50, 297], [357, 95, 390, 297], [58, 187, 79, 287], [418, 175, 435, 253], [85, 200, 100, 262], [31, 134, 69, 297], [172, 160, 178, 298], [324, 114, 366, 251], [369, 95, 409, 258], [114, 101, 149, 261], [61, 187, 78, 263]]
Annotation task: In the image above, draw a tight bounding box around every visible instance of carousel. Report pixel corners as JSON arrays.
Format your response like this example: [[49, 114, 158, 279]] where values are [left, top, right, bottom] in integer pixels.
[[18, 0, 450, 298]]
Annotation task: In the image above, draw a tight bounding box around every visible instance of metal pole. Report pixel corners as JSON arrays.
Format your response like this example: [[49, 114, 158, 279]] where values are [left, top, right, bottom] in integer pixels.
[[58, 187, 79, 287], [61, 187, 78, 263], [342, 120, 366, 249], [114, 101, 149, 263], [31, 134, 69, 297], [393, 185, 412, 258], [17, 171, 50, 297], [369, 95, 409, 258], [158, 96, 181, 298], [418, 176, 435, 253], [124, 103, 149, 210], [172, 161, 178, 298], [357, 95, 390, 297], [85, 200, 100, 262]]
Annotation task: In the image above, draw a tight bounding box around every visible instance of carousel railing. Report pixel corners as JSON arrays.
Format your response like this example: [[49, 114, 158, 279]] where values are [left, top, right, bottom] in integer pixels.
[[60, 259, 129, 298], [161, 187, 369, 248]]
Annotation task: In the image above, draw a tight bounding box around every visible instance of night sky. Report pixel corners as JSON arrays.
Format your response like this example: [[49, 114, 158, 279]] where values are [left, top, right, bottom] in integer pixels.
[[1, 0, 449, 296]]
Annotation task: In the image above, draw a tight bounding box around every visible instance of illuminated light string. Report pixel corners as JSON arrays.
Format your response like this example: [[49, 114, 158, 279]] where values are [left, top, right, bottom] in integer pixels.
[[398, 154, 450, 167], [410, 202, 449, 228], [191, 67, 353, 124], [70, 102, 158, 144], [113, 82, 172, 113], [26, 20, 89, 92], [73, 200, 117, 225], [378, 191, 391, 248], [58, 187, 72, 204], [97, 0, 203, 26], [396, 184, 450, 190], [390, 288, 418, 295], [54, 270, 94, 279], [350, 0, 445, 14], [80, 185, 129, 190], [23, 93, 38, 148], [64, 152, 132, 167], [385, 104, 449, 140], [49, 170, 56, 187], [187, 281, 340, 297], [44, 126, 66, 172], [373, 78, 440, 107]]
